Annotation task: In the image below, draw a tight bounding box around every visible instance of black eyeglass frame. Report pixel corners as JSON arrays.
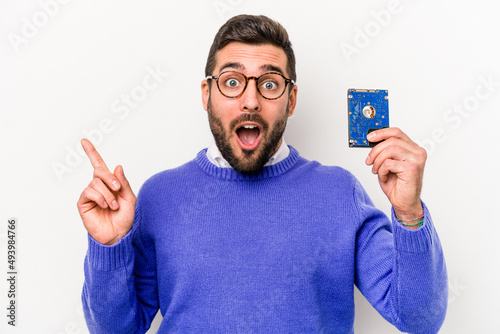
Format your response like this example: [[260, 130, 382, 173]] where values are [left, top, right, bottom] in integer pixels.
[[205, 71, 295, 100]]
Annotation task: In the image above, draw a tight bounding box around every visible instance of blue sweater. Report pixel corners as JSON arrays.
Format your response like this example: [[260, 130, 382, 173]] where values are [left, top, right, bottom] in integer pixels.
[[82, 147, 447, 333]]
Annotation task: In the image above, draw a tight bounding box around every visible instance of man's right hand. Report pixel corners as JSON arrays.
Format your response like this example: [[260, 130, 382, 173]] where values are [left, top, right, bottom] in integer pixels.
[[77, 139, 137, 245]]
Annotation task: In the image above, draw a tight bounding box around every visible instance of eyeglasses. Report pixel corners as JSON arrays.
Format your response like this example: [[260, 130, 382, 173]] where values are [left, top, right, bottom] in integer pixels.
[[206, 71, 294, 100]]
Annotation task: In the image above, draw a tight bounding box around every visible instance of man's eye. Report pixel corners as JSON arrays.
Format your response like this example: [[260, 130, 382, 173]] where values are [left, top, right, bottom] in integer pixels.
[[261, 81, 277, 90], [225, 79, 240, 88]]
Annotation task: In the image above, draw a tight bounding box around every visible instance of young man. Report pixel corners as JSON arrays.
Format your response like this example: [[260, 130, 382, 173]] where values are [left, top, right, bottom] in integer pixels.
[[79, 15, 447, 333]]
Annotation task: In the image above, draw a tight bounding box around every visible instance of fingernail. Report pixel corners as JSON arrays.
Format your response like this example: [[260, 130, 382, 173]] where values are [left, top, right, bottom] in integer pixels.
[[365, 155, 371, 164], [367, 132, 376, 141], [112, 200, 118, 210], [112, 181, 120, 190]]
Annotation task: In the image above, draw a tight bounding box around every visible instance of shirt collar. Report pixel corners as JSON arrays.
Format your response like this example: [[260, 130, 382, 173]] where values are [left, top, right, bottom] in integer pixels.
[[206, 137, 290, 168]]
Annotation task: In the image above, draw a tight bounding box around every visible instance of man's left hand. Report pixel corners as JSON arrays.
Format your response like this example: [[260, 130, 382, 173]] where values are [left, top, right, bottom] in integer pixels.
[[365, 127, 427, 221]]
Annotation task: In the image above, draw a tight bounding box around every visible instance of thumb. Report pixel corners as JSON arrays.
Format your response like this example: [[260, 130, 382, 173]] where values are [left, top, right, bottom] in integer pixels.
[[113, 165, 136, 202]]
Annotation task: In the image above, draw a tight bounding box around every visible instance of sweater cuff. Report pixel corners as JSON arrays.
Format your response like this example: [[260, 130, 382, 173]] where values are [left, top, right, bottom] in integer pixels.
[[86, 226, 136, 271], [391, 201, 436, 253]]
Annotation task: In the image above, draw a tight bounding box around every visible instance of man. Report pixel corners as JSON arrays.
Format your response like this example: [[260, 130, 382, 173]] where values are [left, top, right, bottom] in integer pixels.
[[79, 15, 447, 333]]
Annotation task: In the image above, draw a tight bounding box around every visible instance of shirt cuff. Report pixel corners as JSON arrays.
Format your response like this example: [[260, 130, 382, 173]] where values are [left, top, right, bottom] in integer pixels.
[[86, 226, 136, 271], [391, 201, 436, 253]]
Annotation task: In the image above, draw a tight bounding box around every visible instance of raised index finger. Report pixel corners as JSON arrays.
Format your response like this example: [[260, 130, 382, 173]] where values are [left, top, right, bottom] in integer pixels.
[[81, 138, 109, 170]]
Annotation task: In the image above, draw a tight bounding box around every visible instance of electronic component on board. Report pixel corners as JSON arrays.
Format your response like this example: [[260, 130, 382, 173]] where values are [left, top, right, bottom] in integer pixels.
[[348, 88, 389, 147]]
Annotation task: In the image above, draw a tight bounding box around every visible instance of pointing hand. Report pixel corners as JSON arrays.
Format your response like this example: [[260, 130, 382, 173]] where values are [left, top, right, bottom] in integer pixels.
[[77, 139, 137, 245]]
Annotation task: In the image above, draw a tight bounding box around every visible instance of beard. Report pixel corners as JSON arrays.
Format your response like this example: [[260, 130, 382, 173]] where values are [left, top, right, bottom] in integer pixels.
[[207, 97, 289, 175]]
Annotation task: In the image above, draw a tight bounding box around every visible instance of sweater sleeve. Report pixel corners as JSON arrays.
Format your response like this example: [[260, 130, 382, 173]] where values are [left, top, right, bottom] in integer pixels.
[[81, 203, 159, 334], [353, 179, 448, 334]]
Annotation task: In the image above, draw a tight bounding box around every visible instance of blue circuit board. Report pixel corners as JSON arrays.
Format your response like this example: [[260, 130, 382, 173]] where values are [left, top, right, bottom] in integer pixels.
[[348, 89, 389, 147]]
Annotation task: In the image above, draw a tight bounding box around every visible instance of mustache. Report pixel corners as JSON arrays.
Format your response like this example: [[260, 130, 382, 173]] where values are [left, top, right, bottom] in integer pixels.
[[229, 113, 269, 132], [207, 95, 269, 132]]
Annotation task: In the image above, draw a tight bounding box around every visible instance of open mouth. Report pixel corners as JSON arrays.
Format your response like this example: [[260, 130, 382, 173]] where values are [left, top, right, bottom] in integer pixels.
[[235, 123, 262, 150]]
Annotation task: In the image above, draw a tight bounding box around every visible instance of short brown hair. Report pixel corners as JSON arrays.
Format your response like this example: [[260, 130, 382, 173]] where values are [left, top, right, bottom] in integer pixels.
[[205, 15, 296, 82]]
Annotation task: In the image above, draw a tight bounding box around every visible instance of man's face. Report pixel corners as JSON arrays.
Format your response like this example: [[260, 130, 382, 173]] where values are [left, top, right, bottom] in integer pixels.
[[202, 42, 298, 174]]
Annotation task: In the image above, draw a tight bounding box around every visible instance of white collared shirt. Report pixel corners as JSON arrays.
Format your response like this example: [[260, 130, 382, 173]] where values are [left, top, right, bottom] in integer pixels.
[[206, 138, 290, 168]]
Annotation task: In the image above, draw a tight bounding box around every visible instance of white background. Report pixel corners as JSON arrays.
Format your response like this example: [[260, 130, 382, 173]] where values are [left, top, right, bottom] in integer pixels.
[[1, 0, 499, 333]]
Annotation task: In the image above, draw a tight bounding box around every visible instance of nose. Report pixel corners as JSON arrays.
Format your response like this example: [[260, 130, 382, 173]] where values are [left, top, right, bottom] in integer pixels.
[[240, 78, 261, 112]]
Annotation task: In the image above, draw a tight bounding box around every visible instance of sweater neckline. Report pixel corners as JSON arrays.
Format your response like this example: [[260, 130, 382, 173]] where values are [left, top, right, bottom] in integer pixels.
[[195, 146, 300, 181]]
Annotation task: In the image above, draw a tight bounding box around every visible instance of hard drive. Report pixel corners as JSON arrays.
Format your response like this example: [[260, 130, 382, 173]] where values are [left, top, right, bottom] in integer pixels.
[[348, 89, 389, 147]]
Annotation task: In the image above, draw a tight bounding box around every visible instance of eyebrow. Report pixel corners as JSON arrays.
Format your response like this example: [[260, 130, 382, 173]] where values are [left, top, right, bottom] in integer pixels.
[[217, 63, 285, 76], [260, 64, 284, 75], [218, 62, 244, 73]]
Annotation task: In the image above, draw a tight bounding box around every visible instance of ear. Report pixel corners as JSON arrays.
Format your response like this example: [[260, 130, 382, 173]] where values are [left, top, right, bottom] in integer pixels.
[[287, 84, 298, 117], [201, 79, 210, 111]]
